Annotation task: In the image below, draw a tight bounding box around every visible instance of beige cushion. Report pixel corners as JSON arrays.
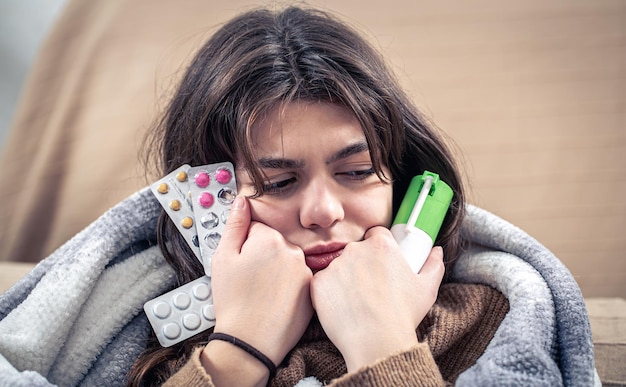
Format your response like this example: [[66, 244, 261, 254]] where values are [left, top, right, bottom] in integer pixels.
[[586, 298, 626, 386]]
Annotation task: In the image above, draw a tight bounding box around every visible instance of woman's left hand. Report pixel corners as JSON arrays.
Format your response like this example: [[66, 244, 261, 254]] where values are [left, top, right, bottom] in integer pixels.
[[310, 226, 445, 372]]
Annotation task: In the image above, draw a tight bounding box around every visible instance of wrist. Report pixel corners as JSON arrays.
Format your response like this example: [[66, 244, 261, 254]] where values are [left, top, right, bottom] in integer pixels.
[[201, 339, 270, 387], [213, 321, 287, 367], [208, 333, 277, 377], [343, 331, 419, 372]]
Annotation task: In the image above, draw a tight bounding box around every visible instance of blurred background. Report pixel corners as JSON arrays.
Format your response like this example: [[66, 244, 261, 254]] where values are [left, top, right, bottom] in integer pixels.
[[0, 0, 67, 149], [0, 0, 624, 299]]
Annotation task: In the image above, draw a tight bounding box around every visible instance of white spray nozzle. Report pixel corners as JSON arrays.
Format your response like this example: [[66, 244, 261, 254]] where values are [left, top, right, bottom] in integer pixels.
[[404, 175, 433, 234]]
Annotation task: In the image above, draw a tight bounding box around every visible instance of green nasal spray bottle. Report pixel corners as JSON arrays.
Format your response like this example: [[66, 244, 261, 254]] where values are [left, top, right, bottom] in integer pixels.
[[391, 171, 453, 273]]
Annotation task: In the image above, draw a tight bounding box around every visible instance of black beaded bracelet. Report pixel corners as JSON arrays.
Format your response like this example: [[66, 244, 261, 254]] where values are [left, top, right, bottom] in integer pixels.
[[208, 332, 277, 378]]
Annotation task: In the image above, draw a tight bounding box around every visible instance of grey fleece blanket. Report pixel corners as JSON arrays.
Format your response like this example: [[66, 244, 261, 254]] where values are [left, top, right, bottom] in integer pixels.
[[0, 187, 598, 386]]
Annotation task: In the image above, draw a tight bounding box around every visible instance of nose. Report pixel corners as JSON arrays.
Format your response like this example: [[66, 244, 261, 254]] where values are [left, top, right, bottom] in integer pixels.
[[299, 178, 345, 229]]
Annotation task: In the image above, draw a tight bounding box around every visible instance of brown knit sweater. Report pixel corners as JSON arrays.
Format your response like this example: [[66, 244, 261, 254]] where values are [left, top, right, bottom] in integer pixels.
[[164, 283, 509, 386]]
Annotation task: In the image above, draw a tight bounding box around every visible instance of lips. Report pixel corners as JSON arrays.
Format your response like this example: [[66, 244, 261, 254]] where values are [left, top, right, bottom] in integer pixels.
[[304, 243, 346, 271]]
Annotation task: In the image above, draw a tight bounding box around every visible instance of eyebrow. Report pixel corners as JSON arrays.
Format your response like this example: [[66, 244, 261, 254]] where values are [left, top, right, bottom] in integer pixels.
[[256, 141, 370, 169], [326, 141, 370, 164]]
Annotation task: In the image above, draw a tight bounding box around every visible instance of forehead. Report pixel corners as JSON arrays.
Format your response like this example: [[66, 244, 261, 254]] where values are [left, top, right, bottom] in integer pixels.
[[250, 101, 364, 152]]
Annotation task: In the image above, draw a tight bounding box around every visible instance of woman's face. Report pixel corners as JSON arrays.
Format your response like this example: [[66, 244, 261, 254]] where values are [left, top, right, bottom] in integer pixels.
[[236, 101, 393, 271]]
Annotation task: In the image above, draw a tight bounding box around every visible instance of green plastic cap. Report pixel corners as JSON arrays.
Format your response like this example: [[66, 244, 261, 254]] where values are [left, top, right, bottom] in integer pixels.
[[392, 171, 453, 242]]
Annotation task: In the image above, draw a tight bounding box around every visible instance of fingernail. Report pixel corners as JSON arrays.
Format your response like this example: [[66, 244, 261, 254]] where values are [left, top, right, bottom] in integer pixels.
[[232, 195, 245, 210]]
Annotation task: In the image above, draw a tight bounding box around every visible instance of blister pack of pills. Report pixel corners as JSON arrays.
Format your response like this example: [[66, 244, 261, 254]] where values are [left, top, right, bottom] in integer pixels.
[[150, 164, 201, 262], [188, 163, 237, 276], [144, 275, 216, 347], [145, 161, 237, 347]]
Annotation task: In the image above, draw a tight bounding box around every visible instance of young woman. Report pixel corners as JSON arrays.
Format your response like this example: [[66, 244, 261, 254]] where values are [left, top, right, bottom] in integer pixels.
[[128, 5, 508, 386]]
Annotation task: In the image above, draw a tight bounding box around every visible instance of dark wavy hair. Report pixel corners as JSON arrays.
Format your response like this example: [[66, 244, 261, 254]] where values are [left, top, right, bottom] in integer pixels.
[[128, 5, 467, 385]]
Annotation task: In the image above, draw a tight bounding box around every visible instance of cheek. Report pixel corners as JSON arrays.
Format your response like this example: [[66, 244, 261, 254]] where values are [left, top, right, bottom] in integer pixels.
[[246, 197, 293, 229], [349, 185, 394, 228]]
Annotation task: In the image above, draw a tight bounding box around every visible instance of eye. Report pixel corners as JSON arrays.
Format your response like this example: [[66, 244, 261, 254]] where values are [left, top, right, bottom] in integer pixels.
[[262, 177, 297, 195], [339, 167, 376, 180]]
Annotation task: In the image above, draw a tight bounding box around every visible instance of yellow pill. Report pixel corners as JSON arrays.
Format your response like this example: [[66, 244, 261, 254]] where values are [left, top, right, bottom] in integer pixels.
[[181, 217, 193, 229], [169, 199, 181, 211], [177, 171, 188, 182], [157, 183, 169, 194]]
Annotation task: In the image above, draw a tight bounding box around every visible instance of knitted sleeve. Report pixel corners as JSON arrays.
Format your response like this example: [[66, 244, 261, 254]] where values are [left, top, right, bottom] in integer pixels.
[[164, 343, 444, 387], [163, 347, 214, 387], [330, 342, 445, 387]]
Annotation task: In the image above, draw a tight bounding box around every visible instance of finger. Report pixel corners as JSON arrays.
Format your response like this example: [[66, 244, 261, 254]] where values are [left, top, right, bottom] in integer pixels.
[[362, 225, 391, 240], [419, 246, 445, 281], [217, 195, 250, 253]]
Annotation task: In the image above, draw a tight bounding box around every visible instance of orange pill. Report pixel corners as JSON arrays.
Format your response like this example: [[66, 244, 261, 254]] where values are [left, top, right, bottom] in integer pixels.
[[169, 199, 181, 211], [177, 171, 188, 182], [181, 217, 193, 229], [157, 183, 169, 194]]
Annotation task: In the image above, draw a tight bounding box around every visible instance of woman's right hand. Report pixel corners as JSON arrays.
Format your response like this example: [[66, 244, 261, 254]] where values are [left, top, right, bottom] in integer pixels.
[[310, 226, 444, 372], [201, 195, 313, 383]]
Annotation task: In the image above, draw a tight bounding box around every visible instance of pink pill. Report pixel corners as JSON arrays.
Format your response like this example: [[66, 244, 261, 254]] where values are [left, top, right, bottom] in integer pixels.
[[215, 168, 232, 184], [195, 172, 210, 188], [198, 192, 214, 208]]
